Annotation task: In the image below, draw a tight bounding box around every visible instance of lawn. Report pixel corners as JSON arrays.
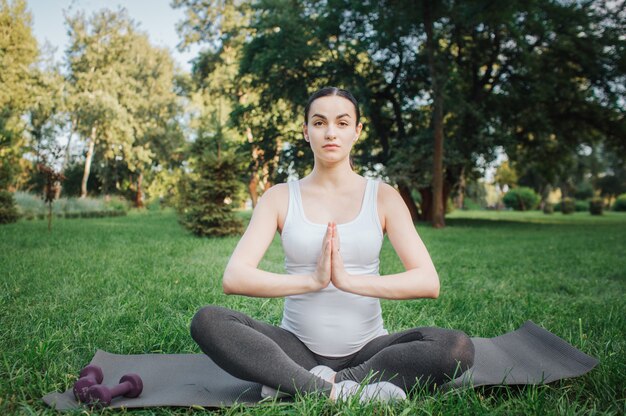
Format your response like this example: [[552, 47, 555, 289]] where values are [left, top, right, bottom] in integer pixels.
[[1, 210, 624, 415]]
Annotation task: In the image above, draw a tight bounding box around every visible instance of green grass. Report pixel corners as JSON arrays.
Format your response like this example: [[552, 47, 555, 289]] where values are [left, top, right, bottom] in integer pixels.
[[1, 209, 624, 415]]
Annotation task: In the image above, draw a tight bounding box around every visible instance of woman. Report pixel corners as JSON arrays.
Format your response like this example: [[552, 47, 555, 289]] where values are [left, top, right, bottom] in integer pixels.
[[190, 87, 474, 402]]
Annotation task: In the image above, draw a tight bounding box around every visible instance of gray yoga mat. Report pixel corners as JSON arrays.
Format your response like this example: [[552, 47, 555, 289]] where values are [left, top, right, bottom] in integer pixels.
[[42, 321, 598, 410]]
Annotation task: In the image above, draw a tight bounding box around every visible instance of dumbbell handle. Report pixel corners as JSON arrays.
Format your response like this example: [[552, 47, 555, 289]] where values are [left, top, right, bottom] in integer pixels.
[[109, 380, 133, 397], [86, 373, 143, 406]]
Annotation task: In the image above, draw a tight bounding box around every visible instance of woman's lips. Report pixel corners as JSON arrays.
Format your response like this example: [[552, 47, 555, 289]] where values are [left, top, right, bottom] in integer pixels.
[[323, 144, 339, 148]]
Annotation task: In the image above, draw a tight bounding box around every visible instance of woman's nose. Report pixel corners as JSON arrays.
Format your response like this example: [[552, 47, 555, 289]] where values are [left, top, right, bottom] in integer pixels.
[[325, 125, 337, 139]]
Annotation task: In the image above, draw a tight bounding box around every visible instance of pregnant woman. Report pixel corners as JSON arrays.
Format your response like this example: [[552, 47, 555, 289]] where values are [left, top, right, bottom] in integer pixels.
[[190, 86, 474, 402]]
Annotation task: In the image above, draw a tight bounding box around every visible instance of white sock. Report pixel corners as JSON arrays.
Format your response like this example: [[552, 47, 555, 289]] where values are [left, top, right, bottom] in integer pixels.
[[309, 365, 336, 382]]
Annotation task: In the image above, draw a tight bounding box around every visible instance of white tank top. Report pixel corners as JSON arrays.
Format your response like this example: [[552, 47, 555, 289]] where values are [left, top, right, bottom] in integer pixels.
[[279, 178, 389, 356]]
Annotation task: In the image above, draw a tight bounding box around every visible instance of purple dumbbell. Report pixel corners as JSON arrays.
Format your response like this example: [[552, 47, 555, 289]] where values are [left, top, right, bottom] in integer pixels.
[[86, 373, 143, 406], [73, 364, 104, 402]]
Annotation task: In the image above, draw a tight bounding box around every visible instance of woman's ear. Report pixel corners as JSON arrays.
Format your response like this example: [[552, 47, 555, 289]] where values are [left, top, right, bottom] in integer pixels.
[[303, 122, 309, 142], [354, 122, 363, 141]]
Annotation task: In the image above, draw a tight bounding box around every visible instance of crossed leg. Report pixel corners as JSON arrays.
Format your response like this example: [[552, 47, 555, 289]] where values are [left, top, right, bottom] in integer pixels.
[[334, 327, 475, 392], [190, 305, 474, 397], [190, 305, 333, 396]]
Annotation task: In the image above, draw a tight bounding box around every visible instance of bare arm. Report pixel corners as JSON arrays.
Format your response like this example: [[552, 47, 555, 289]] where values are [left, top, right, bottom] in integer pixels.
[[223, 184, 332, 297], [330, 183, 440, 300]]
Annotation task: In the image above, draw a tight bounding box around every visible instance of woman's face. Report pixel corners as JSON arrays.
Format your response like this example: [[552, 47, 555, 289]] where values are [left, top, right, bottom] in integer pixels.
[[303, 95, 363, 164]]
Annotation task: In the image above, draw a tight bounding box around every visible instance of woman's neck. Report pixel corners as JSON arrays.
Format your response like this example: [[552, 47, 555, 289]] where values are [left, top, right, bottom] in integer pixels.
[[305, 158, 362, 190]]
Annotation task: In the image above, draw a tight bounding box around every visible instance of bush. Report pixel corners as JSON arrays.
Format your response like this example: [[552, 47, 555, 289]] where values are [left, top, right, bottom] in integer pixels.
[[574, 182, 594, 200], [614, 194, 626, 212], [502, 187, 540, 211], [0, 191, 20, 224], [104, 196, 130, 212], [561, 197, 576, 214], [14, 192, 131, 219], [543, 202, 554, 214], [178, 148, 243, 237], [589, 198, 603, 215], [575, 200, 588, 212]]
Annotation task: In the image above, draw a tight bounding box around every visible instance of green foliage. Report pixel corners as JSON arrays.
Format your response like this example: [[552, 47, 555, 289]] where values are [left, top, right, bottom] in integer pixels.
[[574, 182, 594, 200], [13, 192, 129, 218], [502, 187, 540, 211], [613, 194, 626, 212], [543, 203, 554, 214], [64, 8, 183, 198], [494, 161, 518, 190], [575, 200, 588, 212], [0, 190, 19, 224], [178, 150, 244, 237], [103, 195, 130, 212], [589, 198, 603, 216], [0, 0, 39, 189], [561, 198, 576, 214]]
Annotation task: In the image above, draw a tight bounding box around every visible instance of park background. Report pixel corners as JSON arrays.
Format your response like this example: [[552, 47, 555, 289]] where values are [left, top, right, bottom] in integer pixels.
[[1, 0, 625, 414]]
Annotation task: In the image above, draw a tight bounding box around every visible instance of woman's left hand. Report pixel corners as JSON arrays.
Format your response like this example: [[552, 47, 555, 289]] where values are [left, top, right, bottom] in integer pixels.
[[330, 222, 352, 290]]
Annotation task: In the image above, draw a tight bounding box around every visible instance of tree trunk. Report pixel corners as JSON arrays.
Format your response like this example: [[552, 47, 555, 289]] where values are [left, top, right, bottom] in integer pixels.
[[419, 184, 452, 221], [454, 167, 466, 209], [246, 127, 260, 207], [248, 174, 259, 207], [418, 187, 433, 222], [80, 126, 97, 198], [135, 172, 144, 208], [397, 182, 419, 222], [424, 0, 446, 228]]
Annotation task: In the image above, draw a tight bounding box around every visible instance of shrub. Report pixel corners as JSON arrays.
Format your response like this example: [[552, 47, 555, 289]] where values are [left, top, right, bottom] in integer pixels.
[[561, 198, 576, 214], [104, 196, 130, 212], [589, 198, 603, 215], [614, 194, 626, 212], [0, 191, 20, 224], [13, 191, 44, 217], [575, 200, 588, 212], [543, 202, 554, 214], [574, 182, 594, 200], [502, 187, 540, 211], [178, 148, 244, 237]]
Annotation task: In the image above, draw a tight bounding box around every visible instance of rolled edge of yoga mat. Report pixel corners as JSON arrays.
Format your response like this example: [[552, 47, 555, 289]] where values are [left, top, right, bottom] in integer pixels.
[[441, 320, 599, 390]]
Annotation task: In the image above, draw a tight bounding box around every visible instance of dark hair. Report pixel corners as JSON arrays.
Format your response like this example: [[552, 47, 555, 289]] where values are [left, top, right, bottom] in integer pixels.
[[304, 87, 360, 125]]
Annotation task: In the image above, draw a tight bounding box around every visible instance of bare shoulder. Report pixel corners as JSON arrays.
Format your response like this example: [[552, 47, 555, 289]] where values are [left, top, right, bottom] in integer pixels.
[[260, 182, 289, 202], [377, 181, 405, 208], [258, 183, 289, 231], [377, 181, 400, 198], [376, 181, 406, 232]]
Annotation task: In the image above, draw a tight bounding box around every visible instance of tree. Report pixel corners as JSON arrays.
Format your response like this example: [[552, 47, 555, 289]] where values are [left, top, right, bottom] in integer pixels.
[[65, 8, 183, 202], [177, 115, 244, 237], [174, 0, 625, 228], [0, 0, 38, 190]]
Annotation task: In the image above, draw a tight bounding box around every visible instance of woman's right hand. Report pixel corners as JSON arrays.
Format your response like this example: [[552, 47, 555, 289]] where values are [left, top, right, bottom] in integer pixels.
[[311, 222, 333, 290]]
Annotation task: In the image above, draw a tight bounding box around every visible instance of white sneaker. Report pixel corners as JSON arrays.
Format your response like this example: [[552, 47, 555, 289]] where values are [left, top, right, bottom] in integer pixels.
[[358, 381, 407, 403], [260, 384, 290, 399]]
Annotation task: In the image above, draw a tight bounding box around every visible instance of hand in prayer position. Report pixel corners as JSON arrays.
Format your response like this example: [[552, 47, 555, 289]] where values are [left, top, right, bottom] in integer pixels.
[[311, 222, 351, 291]]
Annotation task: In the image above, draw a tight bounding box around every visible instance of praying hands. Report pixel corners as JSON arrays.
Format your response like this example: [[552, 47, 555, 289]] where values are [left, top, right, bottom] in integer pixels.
[[311, 222, 352, 291]]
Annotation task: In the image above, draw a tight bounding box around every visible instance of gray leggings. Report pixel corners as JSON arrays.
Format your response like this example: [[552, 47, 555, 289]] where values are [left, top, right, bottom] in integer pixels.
[[190, 305, 474, 397]]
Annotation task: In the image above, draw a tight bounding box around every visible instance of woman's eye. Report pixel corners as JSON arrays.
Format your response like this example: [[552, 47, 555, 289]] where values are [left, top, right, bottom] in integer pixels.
[[314, 121, 323, 126]]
